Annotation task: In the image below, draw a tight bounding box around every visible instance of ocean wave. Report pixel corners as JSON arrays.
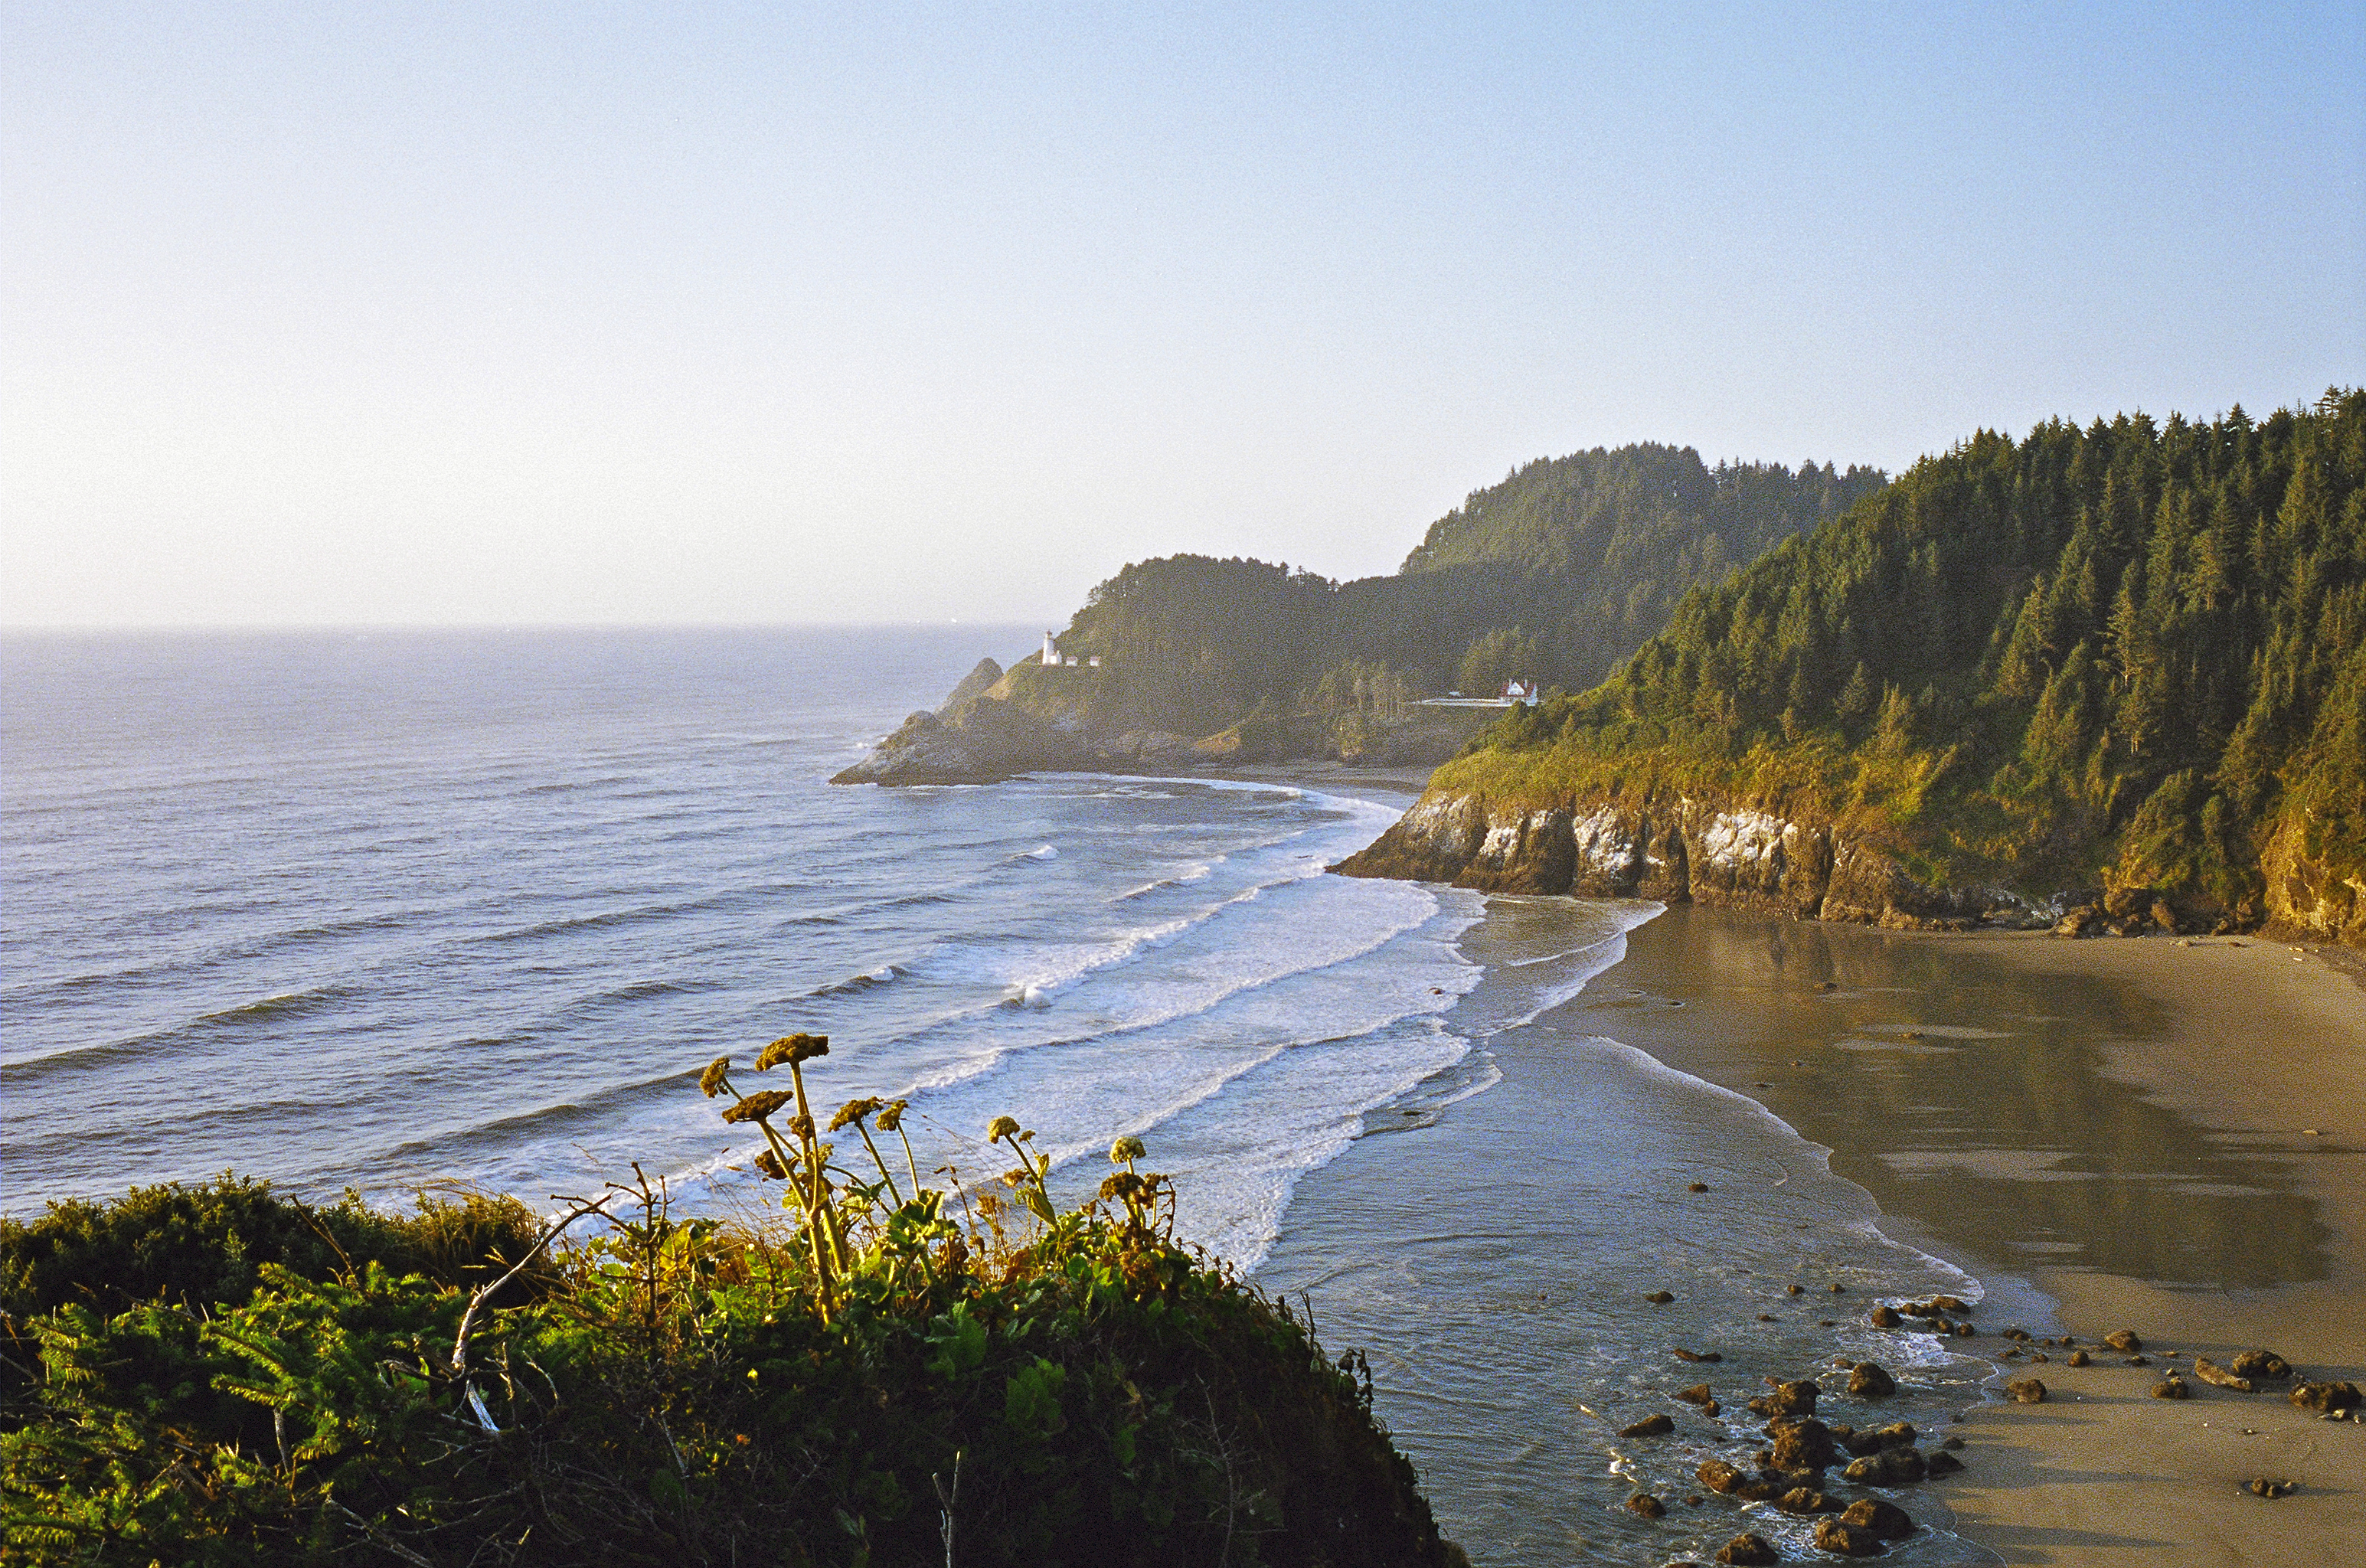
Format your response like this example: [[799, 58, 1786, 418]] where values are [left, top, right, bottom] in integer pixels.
[[0, 982, 362, 1081]]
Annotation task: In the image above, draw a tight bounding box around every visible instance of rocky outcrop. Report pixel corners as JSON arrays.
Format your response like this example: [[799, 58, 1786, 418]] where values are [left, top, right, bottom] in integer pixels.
[[1333, 788, 1995, 929], [2261, 818, 2366, 946], [831, 698, 1092, 786], [936, 657, 1005, 714]]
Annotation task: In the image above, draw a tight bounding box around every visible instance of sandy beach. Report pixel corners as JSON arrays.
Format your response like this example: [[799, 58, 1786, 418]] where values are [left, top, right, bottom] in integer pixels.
[[1926, 929, 2366, 1565], [1529, 906, 2366, 1563]]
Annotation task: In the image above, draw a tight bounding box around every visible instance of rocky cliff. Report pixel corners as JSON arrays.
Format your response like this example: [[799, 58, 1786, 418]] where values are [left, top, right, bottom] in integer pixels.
[[1333, 786, 2021, 930]]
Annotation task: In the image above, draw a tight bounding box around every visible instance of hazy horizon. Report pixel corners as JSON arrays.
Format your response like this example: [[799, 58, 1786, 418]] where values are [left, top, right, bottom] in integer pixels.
[[8, 2, 2361, 629]]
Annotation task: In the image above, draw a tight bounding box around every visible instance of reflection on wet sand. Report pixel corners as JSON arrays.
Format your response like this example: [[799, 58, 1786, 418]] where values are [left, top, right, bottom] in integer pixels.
[[1574, 904, 2329, 1292]]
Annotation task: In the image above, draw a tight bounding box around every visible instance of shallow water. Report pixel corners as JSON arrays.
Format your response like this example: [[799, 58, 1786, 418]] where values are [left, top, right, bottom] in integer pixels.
[[1263, 898, 1998, 1566]]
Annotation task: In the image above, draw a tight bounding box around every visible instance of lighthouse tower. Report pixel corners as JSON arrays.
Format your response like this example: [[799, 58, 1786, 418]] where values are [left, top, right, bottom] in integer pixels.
[[1042, 631, 1060, 667]]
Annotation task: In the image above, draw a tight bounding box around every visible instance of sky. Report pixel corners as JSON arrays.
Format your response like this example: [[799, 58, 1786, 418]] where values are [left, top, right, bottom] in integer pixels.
[[5, 2, 2362, 628]]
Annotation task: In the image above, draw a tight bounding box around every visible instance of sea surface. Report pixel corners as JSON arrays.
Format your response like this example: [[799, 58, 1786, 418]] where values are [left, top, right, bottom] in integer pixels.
[[6, 627, 2014, 1563]]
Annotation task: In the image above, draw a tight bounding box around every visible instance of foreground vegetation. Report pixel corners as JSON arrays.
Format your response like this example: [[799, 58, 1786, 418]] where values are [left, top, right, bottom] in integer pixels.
[[1428, 391, 2365, 926], [1, 1039, 1453, 1566]]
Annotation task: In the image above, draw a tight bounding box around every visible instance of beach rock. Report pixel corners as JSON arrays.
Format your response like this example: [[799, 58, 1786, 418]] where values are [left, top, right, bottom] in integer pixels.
[[1626, 1492, 1668, 1518], [2192, 1357, 2255, 1393], [1688, 1181, 1711, 1192], [1696, 1459, 1747, 1494], [1674, 1348, 1723, 1363], [1644, 1290, 1676, 1303], [1812, 1518, 1886, 1557], [2067, 1350, 2090, 1367], [2054, 904, 2103, 937], [1766, 1379, 1821, 1415], [1923, 1450, 1965, 1477], [1776, 1486, 1841, 1515], [1845, 1361, 1899, 1401], [1786, 1283, 1805, 1295], [2229, 1350, 2292, 1381], [1677, 1383, 1717, 1406], [2124, 1354, 2149, 1366], [1869, 1305, 1903, 1328], [1843, 1447, 1926, 1485], [1767, 1417, 1836, 1472], [1620, 1413, 1677, 1438], [2002, 1327, 2031, 1341], [2248, 1478, 2297, 1499], [2289, 1380, 2362, 1413], [2102, 1328, 2142, 1352], [2005, 1378, 2046, 1403], [1714, 1535, 1780, 1566], [1841, 1499, 1917, 1540], [2151, 1375, 2191, 1400]]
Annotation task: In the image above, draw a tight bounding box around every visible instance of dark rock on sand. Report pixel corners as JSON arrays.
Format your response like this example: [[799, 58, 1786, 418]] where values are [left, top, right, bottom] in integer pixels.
[[1714, 1534, 1781, 1566], [1842, 1422, 1916, 1457], [1688, 1181, 1711, 1192], [1626, 1492, 1668, 1518], [1868, 1305, 1903, 1329], [1843, 1447, 1926, 1485], [1621, 1413, 1677, 1438], [2192, 1357, 2255, 1393], [2151, 1374, 2192, 1400], [2067, 1350, 2090, 1367], [2248, 1478, 2298, 1499], [2124, 1354, 2150, 1366], [2229, 1350, 2292, 1381], [1644, 1290, 1676, 1303], [2005, 1377, 2047, 1403], [1760, 1379, 1821, 1416], [1812, 1517, 1886, 1557], [1847, 1361, 1898, 1397], [1677, 1383, 1716, 1406], [1923, 1450, 1965, 1477], [1674, 1348, 1723, 1363], [1776, 1486, 1843, 1515], [1842, 1498, 1917, 1540], [2290, 1380, 2362, 1413], [2102, 1328, 2143, 1352]]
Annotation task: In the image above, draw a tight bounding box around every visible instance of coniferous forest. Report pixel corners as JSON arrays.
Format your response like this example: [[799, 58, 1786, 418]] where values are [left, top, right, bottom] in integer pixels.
[[1433, 391, 2364, 935], [1028, 446, 1882, 739]]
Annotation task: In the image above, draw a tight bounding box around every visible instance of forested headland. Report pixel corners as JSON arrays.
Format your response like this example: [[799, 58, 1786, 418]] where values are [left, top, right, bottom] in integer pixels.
[[841, 447, 1883, 780], [1340, 392, 2366, 946]]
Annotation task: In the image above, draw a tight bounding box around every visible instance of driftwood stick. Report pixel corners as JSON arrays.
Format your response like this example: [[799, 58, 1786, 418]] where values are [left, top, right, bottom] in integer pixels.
[[450, 1194, 614, 1380]]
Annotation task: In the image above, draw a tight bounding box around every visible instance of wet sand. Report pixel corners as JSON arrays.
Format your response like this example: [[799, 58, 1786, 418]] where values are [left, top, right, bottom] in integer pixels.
[[1576, 908, 2366, 1563]]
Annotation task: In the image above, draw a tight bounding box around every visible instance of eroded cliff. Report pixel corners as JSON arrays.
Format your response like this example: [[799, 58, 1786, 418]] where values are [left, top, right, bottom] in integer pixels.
[[1333, 786, 2005, 929]]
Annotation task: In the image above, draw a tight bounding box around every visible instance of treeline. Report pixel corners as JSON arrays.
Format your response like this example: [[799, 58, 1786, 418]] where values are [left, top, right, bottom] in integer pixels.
[[1031, 446, 1883, 737], [1459, 390, 2365, 918]]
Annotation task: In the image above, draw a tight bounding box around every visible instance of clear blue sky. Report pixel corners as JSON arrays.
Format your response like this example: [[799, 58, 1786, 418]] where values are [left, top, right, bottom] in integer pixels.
[[6, 2, 2361, 626]]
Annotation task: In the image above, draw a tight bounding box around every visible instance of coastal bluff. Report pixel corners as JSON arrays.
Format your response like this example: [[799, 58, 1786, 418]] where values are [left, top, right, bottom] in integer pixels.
[[832, 655, 1492, 786], [1332, 786, 2010, 929]]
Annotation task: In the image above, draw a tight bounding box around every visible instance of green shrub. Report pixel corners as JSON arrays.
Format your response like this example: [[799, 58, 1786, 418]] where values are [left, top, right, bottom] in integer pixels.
[[0, 1044, 1453, 1567]]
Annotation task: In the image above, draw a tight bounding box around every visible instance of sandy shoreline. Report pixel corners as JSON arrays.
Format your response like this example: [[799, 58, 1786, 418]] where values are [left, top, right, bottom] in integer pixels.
[[1924, 929, 2366, 1563], [1236, 760, 2366, 1557]]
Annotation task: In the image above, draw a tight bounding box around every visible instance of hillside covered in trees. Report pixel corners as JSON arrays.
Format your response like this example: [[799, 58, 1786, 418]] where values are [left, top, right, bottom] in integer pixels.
[[1012, 446, 1884, 746], [1341, 392, 2366, 945]]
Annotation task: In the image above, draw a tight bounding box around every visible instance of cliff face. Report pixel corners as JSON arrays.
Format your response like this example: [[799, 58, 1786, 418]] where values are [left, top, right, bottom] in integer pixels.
[[2262, 819, 2366, 947], [1333, 786, 2004, 929]]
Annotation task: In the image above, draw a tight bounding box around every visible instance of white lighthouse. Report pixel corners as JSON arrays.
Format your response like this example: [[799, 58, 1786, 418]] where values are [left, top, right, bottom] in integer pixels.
[[1042, 631, 1060, 667]]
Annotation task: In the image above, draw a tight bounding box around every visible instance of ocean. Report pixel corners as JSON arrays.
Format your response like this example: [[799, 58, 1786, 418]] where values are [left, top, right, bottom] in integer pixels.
[[2, 626, 2000, 1563]]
